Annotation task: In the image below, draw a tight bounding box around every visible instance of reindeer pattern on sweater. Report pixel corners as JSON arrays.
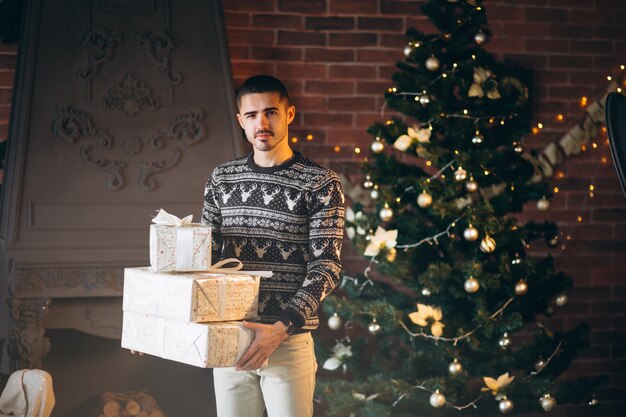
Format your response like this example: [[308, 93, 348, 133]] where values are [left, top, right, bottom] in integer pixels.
[[202, 152, 345, 330]]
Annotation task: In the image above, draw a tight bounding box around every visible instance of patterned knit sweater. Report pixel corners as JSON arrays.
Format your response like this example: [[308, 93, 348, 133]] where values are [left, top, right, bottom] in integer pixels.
[[201, 151, 345, 331]]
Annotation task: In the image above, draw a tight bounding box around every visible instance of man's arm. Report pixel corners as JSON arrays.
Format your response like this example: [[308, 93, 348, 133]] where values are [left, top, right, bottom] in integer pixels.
[[279, 172, 345, 330], [201, 170, 223, 262]]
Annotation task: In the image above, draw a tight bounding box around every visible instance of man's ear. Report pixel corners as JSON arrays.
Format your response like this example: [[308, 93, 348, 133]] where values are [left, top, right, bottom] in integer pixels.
[[236, 112, 244, 129], [287, 105, 296, 125]]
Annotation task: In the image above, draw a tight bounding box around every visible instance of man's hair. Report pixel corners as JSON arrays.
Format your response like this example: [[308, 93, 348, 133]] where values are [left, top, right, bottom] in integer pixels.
[[236, 75, 290, 110]]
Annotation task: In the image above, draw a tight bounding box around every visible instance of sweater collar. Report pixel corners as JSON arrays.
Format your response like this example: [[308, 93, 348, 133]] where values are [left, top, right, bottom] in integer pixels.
[[247, 151, 301, 173]]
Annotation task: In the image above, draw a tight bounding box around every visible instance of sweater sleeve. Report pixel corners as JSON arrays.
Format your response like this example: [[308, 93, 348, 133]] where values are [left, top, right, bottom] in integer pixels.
[[201, 170, 223, 263], [279, 172, 345, 328]]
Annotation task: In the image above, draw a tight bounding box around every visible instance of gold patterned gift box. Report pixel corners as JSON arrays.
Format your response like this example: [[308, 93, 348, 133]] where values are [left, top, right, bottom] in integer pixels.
[[123, 267, 260, 322], [149, 209, 212, 272], [121, 312, 254, 368]]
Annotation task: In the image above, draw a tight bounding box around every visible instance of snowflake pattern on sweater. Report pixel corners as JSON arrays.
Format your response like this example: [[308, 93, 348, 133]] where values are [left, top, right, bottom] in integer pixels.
[[201, 152, 345, 330]]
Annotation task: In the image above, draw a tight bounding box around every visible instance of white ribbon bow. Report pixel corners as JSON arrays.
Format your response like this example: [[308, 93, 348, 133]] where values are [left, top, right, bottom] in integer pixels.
[[152, 209, 193, 227]]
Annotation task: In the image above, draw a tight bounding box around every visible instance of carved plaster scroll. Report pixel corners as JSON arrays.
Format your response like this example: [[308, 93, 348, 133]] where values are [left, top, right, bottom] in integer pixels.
[[138, 109, 204, 190], [76, 28, 122, 81], [7, 298, 51, 369], [136, 29, 182, 85], [51, 104, 125, 190], [101, 73, 159, 116], [51, 106, 205, 191]]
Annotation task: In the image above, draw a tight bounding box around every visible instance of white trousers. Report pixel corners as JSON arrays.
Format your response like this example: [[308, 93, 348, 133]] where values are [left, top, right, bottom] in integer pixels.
[[213, 332, 317, 417]]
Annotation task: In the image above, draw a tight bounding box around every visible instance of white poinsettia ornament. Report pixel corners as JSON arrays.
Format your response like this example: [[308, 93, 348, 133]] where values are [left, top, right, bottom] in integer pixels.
[[345, 207, 366, 239], [408, 303, 445, 337], [393, 126, 431, 151], [481, 372, 515, 400], [364, 226, 398, 257], [468, 66, 501, 99], [322, 341, 353, 373]]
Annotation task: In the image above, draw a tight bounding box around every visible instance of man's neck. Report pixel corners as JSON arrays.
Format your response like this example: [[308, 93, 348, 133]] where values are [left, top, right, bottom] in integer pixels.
[[253, 145, 295, 168]]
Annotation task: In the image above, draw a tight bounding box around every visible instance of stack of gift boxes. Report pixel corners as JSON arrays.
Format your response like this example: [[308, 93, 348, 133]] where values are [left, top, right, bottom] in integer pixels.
[[121, 210, 266, 368]]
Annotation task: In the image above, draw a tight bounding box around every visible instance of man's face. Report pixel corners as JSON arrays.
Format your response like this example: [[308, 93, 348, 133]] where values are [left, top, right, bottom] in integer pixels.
[[236, 92, 295, 153]]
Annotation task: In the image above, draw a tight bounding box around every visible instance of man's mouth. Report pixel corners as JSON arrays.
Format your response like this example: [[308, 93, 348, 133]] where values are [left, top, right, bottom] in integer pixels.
[[255, 131, 273, 139]]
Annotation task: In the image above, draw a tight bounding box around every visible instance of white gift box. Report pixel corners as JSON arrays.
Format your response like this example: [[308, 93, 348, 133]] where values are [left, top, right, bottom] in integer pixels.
[[121, 312, 254, 368], [149, 223, 212, 272], [123, 267, 260, 322]]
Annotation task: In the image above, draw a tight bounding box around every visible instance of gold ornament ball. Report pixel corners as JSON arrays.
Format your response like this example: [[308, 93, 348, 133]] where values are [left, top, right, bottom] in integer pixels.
[[448, 359, 463, 375], [368, 319, 382, 336], [379, 205, 394, 222], [425, 56, 440, 71], [514, 280, 528, 295], [327, 313, 343, 331], [464, 276, 480, 293], [539, 394, 557, 412], [386, 247, 397, 263], [474, 31, 487, 45], [421, 287, 432, 297], [370, 189, 380, 200], [480, 235, 497, 253], [499, 397, 514, 414], [417, 191, 433, 208], [454, 166, 468, 182], [429, 390, 446, 408], [371, 139, 385, 154], [463, 225, 479, 241], [465, 179, 478, 193], [555, 293, 568, 306], [537, 197, 551, 212], [499, 332, 512, 350]]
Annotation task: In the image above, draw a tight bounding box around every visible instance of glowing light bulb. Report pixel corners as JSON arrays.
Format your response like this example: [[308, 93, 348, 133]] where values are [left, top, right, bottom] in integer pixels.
[[553, 187, 559, 193], [355, 147, 361, 154], [307, 134, 314, 140], [334, 146, 341, 152]]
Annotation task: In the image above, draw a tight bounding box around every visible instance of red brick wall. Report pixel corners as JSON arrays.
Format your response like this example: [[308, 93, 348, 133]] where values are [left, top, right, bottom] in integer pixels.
[[222, 0, 626, 415], [0, 0, 624, 414]]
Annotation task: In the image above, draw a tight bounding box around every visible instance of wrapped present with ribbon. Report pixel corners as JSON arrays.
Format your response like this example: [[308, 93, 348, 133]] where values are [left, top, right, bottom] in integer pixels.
[[149, 209, 212, 272], [123, 259, 269, 322], [121, 312, 255, 368]]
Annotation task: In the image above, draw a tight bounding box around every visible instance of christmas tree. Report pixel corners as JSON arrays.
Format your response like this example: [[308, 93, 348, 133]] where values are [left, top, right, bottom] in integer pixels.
[[318, 1, 603, 415]]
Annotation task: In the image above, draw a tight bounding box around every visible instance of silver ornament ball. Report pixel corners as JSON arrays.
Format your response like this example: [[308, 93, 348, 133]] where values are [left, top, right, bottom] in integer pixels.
[[403, 44, 414, 57], [370, 189, 380, 200], [429, 390, 446, 408], [371, 139, 385, 154], [555, 293, 568, 307], [537, 197, 551, 212], [588, 395, 600, 408], [363, 175, 374, 189], [539, 394, 557, 412], [534, 358, 546, 371], [368, 319, 382, 336], [499, 332, 512, 350], [327, 313, 343, 331], [499, 397, 514, 414], [472, 132, 484, 144], [464, 276, 480, 293], [454, 166, 468, 182], [379, 205, 394, 222], [474, 31, 487, 45], [419, 94, 431, 106], [448, 359, 463, 375], [417, 191, 433, 208], [425, 56, 440, 71], [421, 287, 432, 297], [463, 226, 479, 241]]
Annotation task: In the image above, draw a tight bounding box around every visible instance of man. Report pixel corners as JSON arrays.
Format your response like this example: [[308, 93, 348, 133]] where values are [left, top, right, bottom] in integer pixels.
[[201, 75, 345, 417]]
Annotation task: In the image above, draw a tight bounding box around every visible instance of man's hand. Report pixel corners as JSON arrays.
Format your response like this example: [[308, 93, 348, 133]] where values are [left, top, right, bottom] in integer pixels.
[[235, 321, 289, 371]]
